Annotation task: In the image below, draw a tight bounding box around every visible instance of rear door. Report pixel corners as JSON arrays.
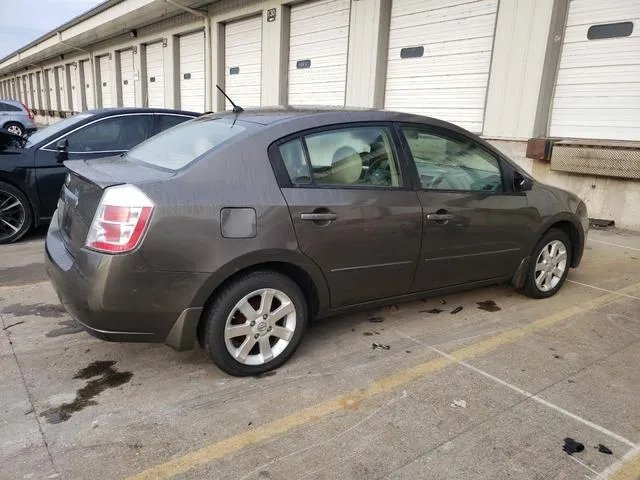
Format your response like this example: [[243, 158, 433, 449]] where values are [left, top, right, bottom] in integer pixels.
[[397, 124, 529, 292], [35, 114, 153, 218], [270, 123, 422, 307]]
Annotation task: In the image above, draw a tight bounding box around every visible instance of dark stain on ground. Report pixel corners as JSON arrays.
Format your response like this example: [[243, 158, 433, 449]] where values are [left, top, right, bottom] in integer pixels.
[[368, 316, 384, 323], [450, 306, 463, 314], [253, 370, 277, 379], [2, 303, 66, 318], [0, 262, 47, 286], [39, 361, 133, 424], [554, 354, 561, 359], [563, 437, 585, 455], [596, 444, 613, 455], [477, 300, 501, 312], [46, 319, 84, 338], [420, 308, 443, 314]]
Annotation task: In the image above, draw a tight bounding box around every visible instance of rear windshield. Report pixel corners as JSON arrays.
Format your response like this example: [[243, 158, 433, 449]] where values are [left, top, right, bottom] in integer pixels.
[[125, 118, 246, 170]]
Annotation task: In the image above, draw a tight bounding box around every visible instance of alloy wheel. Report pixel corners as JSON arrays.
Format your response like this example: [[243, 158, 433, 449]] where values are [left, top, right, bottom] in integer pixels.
[[224, 288, 297, 366], [534, 240, 568, 292], [0, 189, 26, 242], [6, 124, 23, 136]]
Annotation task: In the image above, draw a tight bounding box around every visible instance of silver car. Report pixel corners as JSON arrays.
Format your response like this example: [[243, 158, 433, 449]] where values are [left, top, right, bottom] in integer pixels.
[[0, 99, 37, 136]]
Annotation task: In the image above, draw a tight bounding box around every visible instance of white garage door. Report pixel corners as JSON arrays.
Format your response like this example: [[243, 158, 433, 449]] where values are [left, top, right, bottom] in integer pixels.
[[550, 0, 640, 141], [81, 60, 95, 110], [179, 31, 205, 112], [225, 15, 262, 109], [21, 76, 28, 105], [28, 74, 36, 108], [288, 0, 351, 106], [384, 0, 498, 133], [120, 49, 135, 107], [56, 66, 68, 111], [69, 64, 81, 112], [98, 55, 112, 108], [35, 72, 43, 110], [47, 69, 58, 110], [145, 42, 165, 108]]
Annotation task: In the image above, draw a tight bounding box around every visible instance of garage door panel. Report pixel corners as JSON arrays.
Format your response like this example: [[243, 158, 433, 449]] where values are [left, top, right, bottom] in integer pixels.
[[553, 95, 640, 110], [550, 125, 639, 141], [99, 56, 112, 108], [82, 60, 95, 110], [388, 36, 493, 58], [290, 10, 350, 33], [145, 42, 164, 108], [566, 0, 638, 24], [391, 106, 483, 130], [289, 29, 349, 50], [390, 1, 498, 29], [389, 17, 496, 46], [56, 67, 68, 111], [387, 53, 493, 76], [391, 0, 488, 17], [559, 37, 640, 68], [225, 16, 262, 109], [556, 64, 640, 85], [120, 50, 135, 107], [563, 22, 639, 43], [180, 31, 205, 112]]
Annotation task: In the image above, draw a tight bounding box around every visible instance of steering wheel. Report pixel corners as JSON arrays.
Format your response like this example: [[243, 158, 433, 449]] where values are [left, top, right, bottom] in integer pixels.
[[365, 156, 392, 186], [429, 174, 448, 189]]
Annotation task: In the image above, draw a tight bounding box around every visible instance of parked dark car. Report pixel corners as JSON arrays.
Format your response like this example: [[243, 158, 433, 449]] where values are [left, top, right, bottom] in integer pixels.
[[46, 108, 588, 376], [0, 107, 199, 243]]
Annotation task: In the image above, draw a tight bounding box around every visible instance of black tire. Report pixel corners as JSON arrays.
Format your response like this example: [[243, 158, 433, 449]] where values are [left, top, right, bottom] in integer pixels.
[[3, 122, 25, 137], [203, 271, 308, 376], [0, 181, 32, 244], [522, 228, 572, 299]]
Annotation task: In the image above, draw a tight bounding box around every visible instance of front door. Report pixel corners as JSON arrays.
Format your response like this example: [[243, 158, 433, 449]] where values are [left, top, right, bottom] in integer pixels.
[[398, 125, 530, 292], [35, 114, 153, 218], [273, 124, 423, 307]]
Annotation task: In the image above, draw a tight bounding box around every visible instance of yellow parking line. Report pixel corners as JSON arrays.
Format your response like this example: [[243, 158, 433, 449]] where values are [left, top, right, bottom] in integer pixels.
[[126, 283, 640, 480], [608, 450, 640, 480]]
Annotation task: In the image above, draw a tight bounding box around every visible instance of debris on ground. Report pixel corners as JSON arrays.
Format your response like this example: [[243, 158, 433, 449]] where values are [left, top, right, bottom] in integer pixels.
[[2, 321, 24, 330], [553, 354, 561, 359], [450, 399, 467, 409], [563, 437, 585, 455], [363, 331, 381, 336], [368, 316, 384, 323], [477, 300, 501, 312], [589, 218, 615, 229], [450, 306, 463, 314], [372, 342, 391, 350], [420, 308, 443, 314], [596, 444, 613, 455], [405, 350, 411, 354]]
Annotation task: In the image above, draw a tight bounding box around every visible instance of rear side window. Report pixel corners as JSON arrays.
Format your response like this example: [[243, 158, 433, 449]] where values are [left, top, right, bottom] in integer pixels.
[[126, 118, 246, 170], [279, 126, 402, 188], [0, 102, 22, 112]]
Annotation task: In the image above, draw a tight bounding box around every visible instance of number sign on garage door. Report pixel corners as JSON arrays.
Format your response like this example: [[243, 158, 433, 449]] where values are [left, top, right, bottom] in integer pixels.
[[288, 0, 351, 106], [179, 31, 205, 112], [145, 42, 165, 108], [225, 15, 262, 109], [384, 0, 499, 133], [550, 0, 640, 141], [120, 49, 135, 107], [98, 55, 112, 108]]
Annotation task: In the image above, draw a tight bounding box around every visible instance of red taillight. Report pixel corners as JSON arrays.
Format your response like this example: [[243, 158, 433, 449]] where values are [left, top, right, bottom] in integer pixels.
[[86, 185, 154, 254], [20, 102, 33, 120]]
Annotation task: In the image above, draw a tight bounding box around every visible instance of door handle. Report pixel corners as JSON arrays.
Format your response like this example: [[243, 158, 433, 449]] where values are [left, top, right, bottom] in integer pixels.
[[426, 213, 454, 221], [300, 212, 338, 221]]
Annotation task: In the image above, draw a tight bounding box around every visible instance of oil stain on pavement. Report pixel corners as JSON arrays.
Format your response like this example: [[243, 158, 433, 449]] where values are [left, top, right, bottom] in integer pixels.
[[477, 300, 501, 312], [0, 263, 47, 286], [2, 303, 66, 318], [40, 361, 133, 424], [46, 319, 84, 337]]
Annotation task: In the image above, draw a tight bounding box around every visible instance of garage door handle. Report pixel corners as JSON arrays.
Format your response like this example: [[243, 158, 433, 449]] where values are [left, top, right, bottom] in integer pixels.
[[300, 212, 338, 221], [426, 213, 454, 221]]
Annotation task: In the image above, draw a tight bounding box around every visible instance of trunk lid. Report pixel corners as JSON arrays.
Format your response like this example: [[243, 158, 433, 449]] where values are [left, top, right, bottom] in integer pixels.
[[59, 156, 173, 254]]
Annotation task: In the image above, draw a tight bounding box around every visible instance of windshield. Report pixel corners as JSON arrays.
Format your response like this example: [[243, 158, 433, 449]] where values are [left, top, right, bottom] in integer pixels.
[[26, 113, 94, 147], [125, 118, 247, 170]]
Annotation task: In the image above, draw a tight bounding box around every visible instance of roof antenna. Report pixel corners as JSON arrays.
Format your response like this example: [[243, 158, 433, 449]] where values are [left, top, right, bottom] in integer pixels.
[[216, 85, 244, 113]]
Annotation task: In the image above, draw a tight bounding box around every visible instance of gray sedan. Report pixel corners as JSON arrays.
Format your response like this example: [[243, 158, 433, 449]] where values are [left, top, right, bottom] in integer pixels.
[[46, 108, 588, 376]]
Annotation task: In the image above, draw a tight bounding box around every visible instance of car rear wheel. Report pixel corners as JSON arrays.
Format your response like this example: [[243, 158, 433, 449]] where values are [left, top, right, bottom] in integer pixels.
[[0, 181, 32, 244], [203, 271, 308, 376], [3, 122, 25, 137], [523, 228, 571, 299]]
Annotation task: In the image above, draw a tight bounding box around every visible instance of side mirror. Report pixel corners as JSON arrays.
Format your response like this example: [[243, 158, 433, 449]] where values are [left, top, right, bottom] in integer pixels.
[[514, 171, 533, 192], [55, 138, 68, 163]]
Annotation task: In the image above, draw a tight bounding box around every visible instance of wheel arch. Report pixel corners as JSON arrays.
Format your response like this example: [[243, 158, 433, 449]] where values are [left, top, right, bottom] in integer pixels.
[[0, 174, 39, 227], [538, 216, 584, 268]]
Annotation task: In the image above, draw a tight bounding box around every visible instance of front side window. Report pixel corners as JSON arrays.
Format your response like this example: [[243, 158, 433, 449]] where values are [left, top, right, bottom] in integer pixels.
[[279, 126, 401, 188], [157, 114, 193, 132], [65, 115, 152, 152], [401, 127, 503, 192]]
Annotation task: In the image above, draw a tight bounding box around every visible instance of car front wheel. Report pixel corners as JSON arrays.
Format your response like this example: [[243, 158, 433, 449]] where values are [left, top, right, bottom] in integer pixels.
[[523, 228, 572, 299], [0, 181, 32, 244], [203, 271, 308, 376]]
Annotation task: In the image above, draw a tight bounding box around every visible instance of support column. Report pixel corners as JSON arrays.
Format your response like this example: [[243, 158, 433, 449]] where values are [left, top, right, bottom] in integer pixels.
[[134, 44, 145, 107], [211, 20, 225, 111], [260, 1, 289, 106]]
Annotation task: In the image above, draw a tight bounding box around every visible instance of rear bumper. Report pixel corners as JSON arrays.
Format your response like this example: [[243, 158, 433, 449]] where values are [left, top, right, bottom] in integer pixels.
[[45, 213, 207, 350]]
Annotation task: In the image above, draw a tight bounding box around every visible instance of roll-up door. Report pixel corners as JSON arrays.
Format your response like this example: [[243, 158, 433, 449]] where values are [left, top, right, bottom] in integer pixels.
[[28, 73, 36, 108], [22, 76, 29, 105], [179, 31, 205, 112], [69, 64, 81, 112], [35, 72, 43, 110], [98, 55, 112, 108], [81, 60, 95, 110], [288, 0, 351, 105], [384, 0, 498, 133], [47, 69, 59, 110], [145, 42, 165, 107], [550, 0, 640, 141], [225, 15, 262, 108], [56, 66, 68, 111], [120, 49, 135, 107]]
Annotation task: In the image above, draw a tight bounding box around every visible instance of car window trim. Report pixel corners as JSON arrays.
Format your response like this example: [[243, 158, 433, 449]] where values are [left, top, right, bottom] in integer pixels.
[[268, 121, 412, 191], [40, 113, 154, 152], [394, 122, 513, 195]]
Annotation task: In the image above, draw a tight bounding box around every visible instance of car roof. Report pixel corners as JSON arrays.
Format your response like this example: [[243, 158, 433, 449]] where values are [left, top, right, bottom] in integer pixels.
[[203, 106, 473, 137], [86, 107, 201, 117], [0, 99, 26, 107]]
